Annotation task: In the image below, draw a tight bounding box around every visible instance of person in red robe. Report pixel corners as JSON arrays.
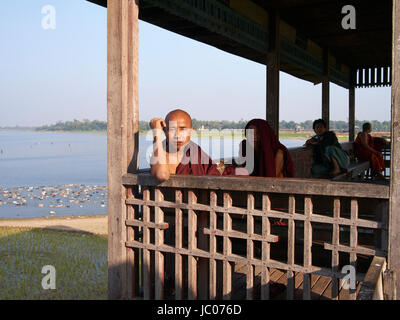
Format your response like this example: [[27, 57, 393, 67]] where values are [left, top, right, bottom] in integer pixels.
[[354, 122, 385, 180], [236, 119, 295, 177], [150, 109, 248, 180]]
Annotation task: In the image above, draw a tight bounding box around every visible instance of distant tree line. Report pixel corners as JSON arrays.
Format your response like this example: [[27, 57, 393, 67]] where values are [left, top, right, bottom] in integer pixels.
[[280, 120, 391, 132], [34, 119, 391, 132], [36, 119, 107, 131]]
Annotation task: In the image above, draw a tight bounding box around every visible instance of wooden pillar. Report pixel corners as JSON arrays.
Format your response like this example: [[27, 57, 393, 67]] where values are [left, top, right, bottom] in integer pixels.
[[388, 0, 400, 298], [266, 10, 280, 136], [349, 71, 356, 142], [107, 0, 139, 300], [322, 49, 330, 129]]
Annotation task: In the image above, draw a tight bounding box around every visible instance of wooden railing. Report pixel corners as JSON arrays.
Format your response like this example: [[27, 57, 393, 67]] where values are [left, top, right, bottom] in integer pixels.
[[358, 256, 387, 300], [122, 173, 389, 300], [382, 142, 391, 179]]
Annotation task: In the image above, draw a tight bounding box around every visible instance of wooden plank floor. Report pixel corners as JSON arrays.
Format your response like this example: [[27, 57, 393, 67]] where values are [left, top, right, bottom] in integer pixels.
[[232, 263, 363, 300]]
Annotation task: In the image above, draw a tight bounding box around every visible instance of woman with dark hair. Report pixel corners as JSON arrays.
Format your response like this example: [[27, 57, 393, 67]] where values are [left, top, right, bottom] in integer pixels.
[[237, 119, 294, 177], [305, 119, 349, 178], [354, 122, 385, 180]]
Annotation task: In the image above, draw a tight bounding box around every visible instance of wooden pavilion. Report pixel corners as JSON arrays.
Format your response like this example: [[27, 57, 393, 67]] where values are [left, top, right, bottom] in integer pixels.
[[87, 0, 399, 300]]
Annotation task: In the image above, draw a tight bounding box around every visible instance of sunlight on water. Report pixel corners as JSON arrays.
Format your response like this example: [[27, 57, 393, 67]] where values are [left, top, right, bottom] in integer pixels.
[[0, 131, 304, 218]]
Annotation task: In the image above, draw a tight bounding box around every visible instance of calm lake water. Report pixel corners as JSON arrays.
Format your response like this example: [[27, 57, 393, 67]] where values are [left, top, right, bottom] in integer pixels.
[[0, 131, 304, 218]]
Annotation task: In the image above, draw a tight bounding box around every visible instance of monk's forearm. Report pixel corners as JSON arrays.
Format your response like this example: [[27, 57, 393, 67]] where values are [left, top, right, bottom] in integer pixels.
[[151, 137, 170, 181], [360, 134, 377, 154], [151, 163, 170, 181], [361, 141, 377, 154]]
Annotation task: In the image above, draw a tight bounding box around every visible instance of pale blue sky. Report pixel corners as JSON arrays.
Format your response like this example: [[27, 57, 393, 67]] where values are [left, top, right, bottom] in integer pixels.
[[0, 0, 391, 127]]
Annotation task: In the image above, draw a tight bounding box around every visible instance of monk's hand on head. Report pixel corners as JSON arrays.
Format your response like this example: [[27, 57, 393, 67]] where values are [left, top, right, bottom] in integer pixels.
[[150, 118, 166, 141], [150, 118, 166, 130]]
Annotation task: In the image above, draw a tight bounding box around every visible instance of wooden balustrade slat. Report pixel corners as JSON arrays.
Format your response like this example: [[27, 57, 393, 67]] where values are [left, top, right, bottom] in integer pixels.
[[323, 243, 382, 256], [209, 191, 218, 300], [350, 199, 359, 300], [122, 173, 390, 199], [203, 228, 278, 242], [175, 190, 183, 300], [197, 190, 209, 299], [188, 191, 198, 300], [125, 219, 169, 230], [125, 240, 366, 281], [303, 197, 313, 300], [125, 198, 381, 229], [332, 198, 340, 300], [261, 194, 271, 300], [287, 196, 295, 300], [142, 188, 151, 299], [223, 193, 233, 300], [126, 188, 136, 299], [154, 188, 164, 300], [246, 193, 255, 300]]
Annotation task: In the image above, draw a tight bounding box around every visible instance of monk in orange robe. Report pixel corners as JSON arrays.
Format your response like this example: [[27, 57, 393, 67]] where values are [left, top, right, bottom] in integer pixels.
[[354, 122, 385, 180], [150, 109, 247, 181]]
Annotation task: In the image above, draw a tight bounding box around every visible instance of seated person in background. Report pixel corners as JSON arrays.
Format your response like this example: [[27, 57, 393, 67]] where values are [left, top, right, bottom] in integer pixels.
[[354, 122, 385, 180], [305, 119, 349, 178], [150, 109, 248, 181], [237, 119, 295, 177]]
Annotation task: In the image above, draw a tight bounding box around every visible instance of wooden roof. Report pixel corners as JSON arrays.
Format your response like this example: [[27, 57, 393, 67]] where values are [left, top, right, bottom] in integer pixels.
[[88, 0, 392, 88], [252, 0, 392, 70]]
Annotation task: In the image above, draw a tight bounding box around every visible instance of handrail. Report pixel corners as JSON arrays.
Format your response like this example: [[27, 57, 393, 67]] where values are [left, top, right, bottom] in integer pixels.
[[122, 173, 390, 199], [357, 256, 387, 300]]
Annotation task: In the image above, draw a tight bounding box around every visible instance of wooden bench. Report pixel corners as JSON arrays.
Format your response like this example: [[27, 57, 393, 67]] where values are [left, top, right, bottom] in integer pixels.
[[219, 142, 371, 181], [332, 160, 371, 181], [332, 142, 371, 181]]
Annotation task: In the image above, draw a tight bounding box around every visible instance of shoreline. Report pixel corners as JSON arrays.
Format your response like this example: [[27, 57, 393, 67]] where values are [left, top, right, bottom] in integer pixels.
[[1, 128, 391, 140], [0, 214, 108, 236]]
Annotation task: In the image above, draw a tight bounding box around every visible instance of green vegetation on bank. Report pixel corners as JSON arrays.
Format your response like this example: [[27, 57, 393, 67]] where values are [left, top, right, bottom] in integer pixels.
[[31, 119, 391, 132], [35, 119, 107, 132], [0, 227, 107, 299], [279, 132, 348, 141], [280, 120, 391, 132]]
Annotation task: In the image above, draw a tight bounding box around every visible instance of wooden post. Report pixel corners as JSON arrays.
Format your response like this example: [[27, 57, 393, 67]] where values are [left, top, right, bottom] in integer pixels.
[[266, 10, 280, 136], [322, 49, 330, 129], [388, 0, 400, 298], [107, 0, 139, 300], [349, 71, 356, 142]]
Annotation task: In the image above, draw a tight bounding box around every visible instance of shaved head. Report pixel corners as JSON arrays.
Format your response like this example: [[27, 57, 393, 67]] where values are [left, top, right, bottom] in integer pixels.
[[165, 109, 192, 128], [164, 109, 193, 151]]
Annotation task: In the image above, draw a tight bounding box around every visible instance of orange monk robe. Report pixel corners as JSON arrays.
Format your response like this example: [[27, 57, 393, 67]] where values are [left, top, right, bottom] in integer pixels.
[[175, 141, 246, 176], [354, 133, 385, 174]]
